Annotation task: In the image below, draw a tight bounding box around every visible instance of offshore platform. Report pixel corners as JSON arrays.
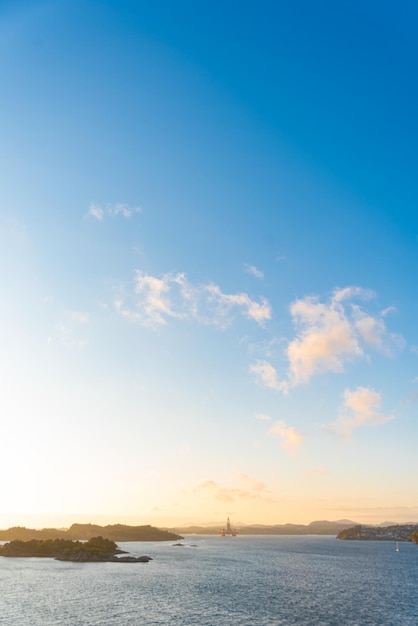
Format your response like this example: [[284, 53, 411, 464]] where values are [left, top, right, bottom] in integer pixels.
[[220, 516, 237, 536]]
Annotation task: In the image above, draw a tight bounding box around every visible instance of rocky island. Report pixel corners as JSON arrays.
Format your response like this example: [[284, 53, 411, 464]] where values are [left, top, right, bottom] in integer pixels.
[[0, 536, 153, 562]]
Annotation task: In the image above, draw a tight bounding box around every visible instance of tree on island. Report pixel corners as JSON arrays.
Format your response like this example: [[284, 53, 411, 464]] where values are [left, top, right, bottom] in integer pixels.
[[0, 536, 118, 559], [0, 523, 182, 542], [408, 530, 418, 544]]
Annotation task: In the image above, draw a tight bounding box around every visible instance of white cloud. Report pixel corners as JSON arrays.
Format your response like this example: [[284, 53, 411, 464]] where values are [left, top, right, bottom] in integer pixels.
[[69, 311, 90, 324], [381, 306, 396, 317], [402, 390, 418, 405], [193, 477, 271, 503], [244, 264, 264, 279], [250, 360, 288, 393], [332, 286, 374, 303], [115, 270, 272, 329], [205, 284, 271, 326], [255, 412, 271, 421], [353, 308, 386, 346], [86, 204, 104, 221], [328, 386, 394, 440], [111, 203, 142, 217], [275, 286, 401, 390], [85, 202, 141, 221], [134, 271, 185, 326], [56, 324, 87, 350], [268, 420, 304, 452]]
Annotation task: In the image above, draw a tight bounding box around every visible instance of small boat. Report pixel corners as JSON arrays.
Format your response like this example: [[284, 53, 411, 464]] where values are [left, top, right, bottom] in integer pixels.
[[395, 542, 400, 552]]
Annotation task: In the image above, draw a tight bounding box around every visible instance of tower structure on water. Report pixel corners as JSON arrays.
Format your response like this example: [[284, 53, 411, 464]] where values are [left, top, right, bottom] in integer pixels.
[[220, 516, 237, 536]]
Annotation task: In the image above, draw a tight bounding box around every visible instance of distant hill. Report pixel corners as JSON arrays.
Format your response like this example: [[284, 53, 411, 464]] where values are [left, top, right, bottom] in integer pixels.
[[0, 524, 182, 542], [169, 520, 357, 536]]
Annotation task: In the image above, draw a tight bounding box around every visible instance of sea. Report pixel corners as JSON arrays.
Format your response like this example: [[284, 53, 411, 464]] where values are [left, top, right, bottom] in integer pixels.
[[1, 535, 417, 625]]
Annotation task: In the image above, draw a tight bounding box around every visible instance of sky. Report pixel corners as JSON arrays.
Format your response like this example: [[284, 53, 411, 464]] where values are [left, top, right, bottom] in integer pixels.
[[1, 0, 418, 529]]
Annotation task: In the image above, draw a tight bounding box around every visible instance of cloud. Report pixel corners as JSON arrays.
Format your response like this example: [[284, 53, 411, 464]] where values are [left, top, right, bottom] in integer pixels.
[[244, 264, 264, 279], [86, 204, 104, 221], [255, 412, 271, 421], [85, 202, 141, 220], [327, 386, 394, 440], [69, 311, 90, 324], [205, 283, 271, 325], [111, 203, 142, 218], [381, 306, 396, 317], [260, 286, 402, 392], [250, 360, 288, 393], [115, 270, 272, 328], [193, 477, 271, 503], [402, 391, 418, 406], [237, 473, 267, 492], [268, 420, 304, 452], [56, 324, 87, 349]]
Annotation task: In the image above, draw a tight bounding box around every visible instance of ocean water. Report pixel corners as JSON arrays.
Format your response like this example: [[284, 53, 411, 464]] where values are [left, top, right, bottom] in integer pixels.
[[1, 535, 417, 625]]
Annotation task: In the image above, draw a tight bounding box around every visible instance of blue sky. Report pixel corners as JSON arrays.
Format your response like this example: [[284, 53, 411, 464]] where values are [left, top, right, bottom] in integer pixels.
[[1, 0, 417, 527]]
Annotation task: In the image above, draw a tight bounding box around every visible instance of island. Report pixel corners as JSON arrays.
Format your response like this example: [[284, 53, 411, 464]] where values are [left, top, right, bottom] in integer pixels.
[[337, 523, 418, 542], [0, 536, 153, 563], [0, 523, 182, 542]]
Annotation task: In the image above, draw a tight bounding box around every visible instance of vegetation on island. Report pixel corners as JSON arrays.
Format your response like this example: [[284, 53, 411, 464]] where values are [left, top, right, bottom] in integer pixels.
[[0, 523, 182, 542], [0, 536, 152, 562], [0, 536, 117, 560], [408, 530, 418, 544]]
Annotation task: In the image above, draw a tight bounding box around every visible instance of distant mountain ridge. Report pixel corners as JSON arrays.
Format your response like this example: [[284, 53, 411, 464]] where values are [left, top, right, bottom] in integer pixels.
[[168, 520, 357, 535]]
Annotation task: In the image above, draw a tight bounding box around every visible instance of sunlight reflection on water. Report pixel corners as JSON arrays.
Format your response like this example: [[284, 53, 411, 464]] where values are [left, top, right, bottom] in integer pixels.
[[1, 536, 417, 625]]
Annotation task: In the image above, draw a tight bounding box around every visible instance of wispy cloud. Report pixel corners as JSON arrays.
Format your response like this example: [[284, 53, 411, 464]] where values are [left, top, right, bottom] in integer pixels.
[[237, 473, 267, 492], [69, 311, 90, 324], [205, 283, 271, 326], [252, 286, 402, 392], [111, 203, 142, 217], [244, 263, 264, 279], [250, 360, 288, 393], [327, 386, 394, 440], [115, 270, 271, 328], [255, 412, 271, 421], [85, 202, 142, 221], [48, 311, 90, 349], [86, 204, 104, 221], [268, 420, 304, 453], [56, 324, 87, 350], [401, 391, 418, 406], [193, 477, 270, 503]]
